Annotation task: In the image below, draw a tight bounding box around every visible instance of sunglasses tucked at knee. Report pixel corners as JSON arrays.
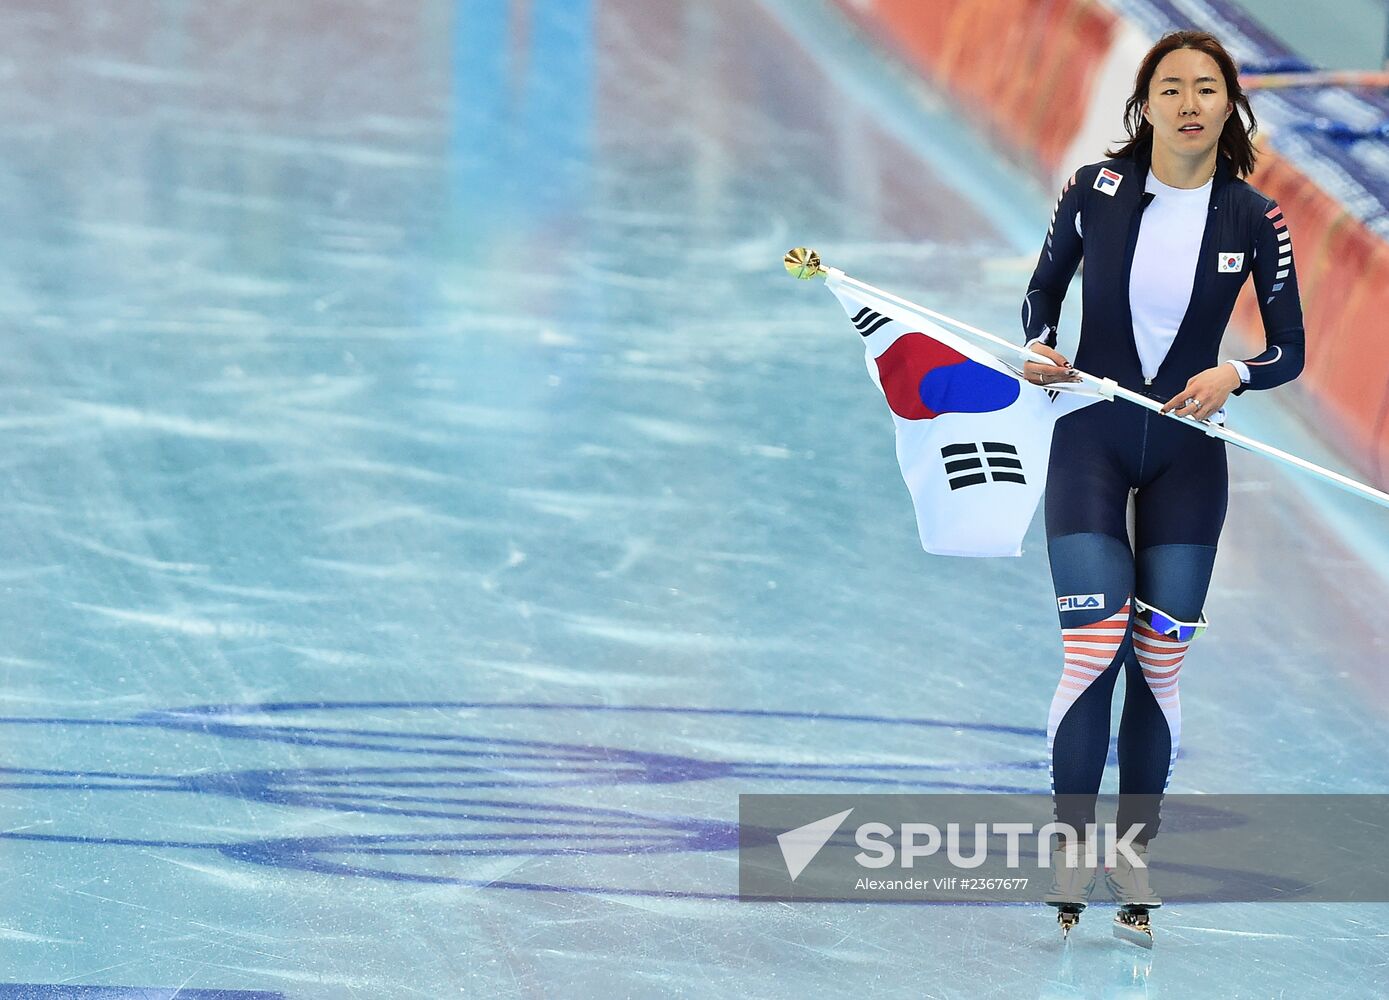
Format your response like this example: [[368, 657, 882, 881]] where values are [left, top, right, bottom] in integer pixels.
[[1134, 598, 1208, 643]]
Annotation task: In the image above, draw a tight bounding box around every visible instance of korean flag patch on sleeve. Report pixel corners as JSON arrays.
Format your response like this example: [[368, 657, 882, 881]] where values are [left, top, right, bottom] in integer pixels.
[[1217, 252, 1245, 273]]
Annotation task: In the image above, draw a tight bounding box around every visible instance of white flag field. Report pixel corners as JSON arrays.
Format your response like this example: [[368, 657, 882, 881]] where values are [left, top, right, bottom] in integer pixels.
[[825, 271, 1100, 557]]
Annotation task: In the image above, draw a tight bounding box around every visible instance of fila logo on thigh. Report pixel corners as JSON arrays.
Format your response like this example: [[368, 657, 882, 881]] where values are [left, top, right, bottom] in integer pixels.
[[1058, 593, 1105, 612]]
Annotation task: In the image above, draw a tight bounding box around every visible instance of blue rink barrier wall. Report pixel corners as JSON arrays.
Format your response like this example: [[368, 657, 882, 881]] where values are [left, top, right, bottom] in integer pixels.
[[828, 0, 1389, 488]]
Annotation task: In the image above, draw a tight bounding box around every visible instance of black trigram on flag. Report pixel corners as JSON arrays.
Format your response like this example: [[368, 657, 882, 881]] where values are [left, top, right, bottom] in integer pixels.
[[940, 442, 1027, 490], [849, 307, 892, 338]]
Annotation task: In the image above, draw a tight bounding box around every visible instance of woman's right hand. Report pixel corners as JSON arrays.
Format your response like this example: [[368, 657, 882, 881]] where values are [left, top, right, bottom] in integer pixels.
[[1022, 342, 1080, 386]]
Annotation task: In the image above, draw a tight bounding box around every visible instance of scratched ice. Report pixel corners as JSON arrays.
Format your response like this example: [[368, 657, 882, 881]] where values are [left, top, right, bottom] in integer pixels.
[[0, 1, 1383, 997]]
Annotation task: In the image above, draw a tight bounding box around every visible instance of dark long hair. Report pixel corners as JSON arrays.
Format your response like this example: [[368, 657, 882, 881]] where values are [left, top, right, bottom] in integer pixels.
[[1106, 30, 1258, 177]]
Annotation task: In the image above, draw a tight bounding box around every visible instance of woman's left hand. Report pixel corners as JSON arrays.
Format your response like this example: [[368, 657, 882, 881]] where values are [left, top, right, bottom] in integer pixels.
[[1161, 364, 1242, 421]]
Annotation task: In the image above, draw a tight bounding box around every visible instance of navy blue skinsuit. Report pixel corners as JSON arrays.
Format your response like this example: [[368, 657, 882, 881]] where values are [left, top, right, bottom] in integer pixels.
[[1023, 146, 1305, 841]]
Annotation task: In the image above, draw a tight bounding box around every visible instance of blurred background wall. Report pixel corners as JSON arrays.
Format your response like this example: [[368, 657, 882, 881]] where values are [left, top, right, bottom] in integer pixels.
[[1226, 0, 1388, 71]]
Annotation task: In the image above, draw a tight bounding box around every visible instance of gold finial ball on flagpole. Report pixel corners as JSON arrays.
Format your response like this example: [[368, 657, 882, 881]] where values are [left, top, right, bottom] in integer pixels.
[[783, 247, 824, 280]]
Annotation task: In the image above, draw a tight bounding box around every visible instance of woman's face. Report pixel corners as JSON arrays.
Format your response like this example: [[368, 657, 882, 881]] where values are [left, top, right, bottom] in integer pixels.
[[1142, 48, 1233, 161]]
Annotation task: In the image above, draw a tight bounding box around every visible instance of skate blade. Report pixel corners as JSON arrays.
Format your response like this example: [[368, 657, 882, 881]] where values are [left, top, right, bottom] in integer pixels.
[[1113, 918, 1153, 949]]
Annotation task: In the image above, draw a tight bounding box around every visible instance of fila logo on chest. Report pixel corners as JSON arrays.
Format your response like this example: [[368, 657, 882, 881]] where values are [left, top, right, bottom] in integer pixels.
[[1217, 252, 1245, 273], [1092, 168, 1123, 196]]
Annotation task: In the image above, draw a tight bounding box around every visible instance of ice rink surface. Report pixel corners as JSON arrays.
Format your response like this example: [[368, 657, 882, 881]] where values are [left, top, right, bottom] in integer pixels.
[[0, 0, 1385, 996]]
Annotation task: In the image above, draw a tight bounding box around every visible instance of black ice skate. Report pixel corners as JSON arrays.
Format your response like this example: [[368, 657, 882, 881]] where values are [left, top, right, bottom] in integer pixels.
[[1045, 845, 1097, 941], [1105, 843, 1161, 948]]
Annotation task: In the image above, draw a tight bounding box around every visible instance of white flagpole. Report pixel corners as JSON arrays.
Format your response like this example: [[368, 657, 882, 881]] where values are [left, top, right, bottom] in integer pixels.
[[783, 248, 1389, 512]]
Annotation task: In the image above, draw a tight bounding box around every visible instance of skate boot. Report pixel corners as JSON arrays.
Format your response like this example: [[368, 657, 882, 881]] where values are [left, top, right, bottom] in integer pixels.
[[1105, 842, 1161, 949], [1045, 844, 1097, 940]]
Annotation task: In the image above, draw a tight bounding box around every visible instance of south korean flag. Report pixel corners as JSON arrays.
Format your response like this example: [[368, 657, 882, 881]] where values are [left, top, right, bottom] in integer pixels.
[[829, 274, 1101, 557]]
